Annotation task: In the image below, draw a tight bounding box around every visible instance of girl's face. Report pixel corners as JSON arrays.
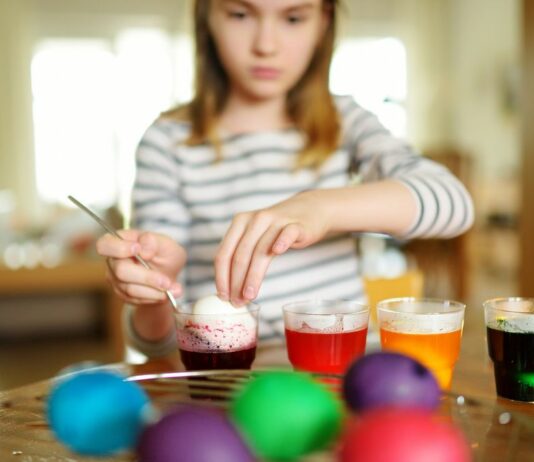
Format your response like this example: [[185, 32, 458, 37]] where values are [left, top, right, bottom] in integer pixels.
[[209, 0, 329, 102]]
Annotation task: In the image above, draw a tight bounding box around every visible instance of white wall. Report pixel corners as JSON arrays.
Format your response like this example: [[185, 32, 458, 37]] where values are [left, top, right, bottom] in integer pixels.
[[343, 0, 520, 157], [448, 0, 521, 215], [0, 1, 37, 221], [338, 0, 454, 148]]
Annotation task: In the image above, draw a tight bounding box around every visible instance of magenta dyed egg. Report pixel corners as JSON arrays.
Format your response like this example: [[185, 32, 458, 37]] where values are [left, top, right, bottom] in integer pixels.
[[343, 352, 441, 412], [137, 406, 254, 462], [339, 408, 471, 462]]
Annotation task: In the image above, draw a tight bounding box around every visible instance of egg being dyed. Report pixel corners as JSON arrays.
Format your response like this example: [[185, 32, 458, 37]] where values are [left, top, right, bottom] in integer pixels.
[[192, 295, 246, 316], [177, 295, 258, 354], [47, 371, 150, 456], [343, 351, 441, 412], [137, 406, 254, 462], [230, 371, 343, 460], [339, 408, 471, 462]]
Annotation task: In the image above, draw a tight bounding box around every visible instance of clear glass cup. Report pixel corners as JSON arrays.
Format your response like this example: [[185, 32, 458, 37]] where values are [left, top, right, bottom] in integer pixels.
[[377, 297, 466, 390], [282, 299, 369, 374], [175, 302, 260, 371], [484, 297, 534, 402]]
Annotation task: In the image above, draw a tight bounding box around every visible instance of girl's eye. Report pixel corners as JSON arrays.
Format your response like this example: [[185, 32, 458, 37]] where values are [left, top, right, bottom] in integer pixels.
[[228, 10, 248, 20], [287, 14, 306, 24]]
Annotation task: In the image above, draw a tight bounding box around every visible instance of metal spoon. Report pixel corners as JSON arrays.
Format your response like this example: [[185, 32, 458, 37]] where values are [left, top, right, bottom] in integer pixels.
[[68, 195, 177, 310]]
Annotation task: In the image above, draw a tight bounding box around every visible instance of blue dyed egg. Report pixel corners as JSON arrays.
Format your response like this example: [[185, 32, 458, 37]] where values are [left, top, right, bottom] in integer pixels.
[[47, 371, 150, 455], [137, 406, 254, 462]]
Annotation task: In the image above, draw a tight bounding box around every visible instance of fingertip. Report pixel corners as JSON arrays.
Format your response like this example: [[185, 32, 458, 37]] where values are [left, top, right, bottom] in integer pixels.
[[138, 238, 156, 259], [131, 243, 141, 255], [157, 276, 171, 290], [139, 231, 157, 245], [95, 238, 105, 255], [243, 286, 256, 300], [214, 268, 230, 302], [273, 224, 302, 254], [272, 241, 287, 254]]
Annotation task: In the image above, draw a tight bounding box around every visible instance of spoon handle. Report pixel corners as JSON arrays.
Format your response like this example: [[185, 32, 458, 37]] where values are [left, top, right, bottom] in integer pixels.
[[68, 195, 177, 310]]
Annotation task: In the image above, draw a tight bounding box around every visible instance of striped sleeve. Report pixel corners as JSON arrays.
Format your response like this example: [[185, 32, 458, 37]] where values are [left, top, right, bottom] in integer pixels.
[[131, 120, 191, 245], [123, 304, 177, 358], [340, 97, 474, 239]]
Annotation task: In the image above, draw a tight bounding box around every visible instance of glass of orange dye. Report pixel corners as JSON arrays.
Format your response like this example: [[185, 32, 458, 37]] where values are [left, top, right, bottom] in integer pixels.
[[283, 300, 369, 375], [377, 298, 466, 390]]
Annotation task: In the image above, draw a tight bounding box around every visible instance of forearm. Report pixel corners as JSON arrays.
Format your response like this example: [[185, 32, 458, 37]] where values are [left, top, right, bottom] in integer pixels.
[[131, 301, 176, 342], [342, 97, 474, 239], [123, 304, 176, 358], [314, 180, 418, 237]]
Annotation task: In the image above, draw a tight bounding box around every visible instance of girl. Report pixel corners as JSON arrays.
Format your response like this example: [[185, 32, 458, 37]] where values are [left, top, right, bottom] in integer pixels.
[[97, 0, 474, 356]]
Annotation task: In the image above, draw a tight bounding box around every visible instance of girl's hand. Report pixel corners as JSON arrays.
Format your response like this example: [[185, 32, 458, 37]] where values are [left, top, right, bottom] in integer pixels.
[[96, 230, 186, 306], [215, 190, 332, 306]]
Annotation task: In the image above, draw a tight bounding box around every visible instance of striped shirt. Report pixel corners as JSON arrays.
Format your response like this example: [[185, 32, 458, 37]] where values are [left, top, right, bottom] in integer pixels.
[[129, 95, 474, 350]]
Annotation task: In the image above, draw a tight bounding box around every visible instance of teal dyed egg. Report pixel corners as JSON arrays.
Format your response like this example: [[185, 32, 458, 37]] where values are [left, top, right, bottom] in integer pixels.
[[47, 371, 150, 455]]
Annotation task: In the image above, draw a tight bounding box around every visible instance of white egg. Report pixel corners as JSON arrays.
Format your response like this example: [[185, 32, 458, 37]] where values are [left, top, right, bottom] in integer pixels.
[[192, 295, 248, 316], [189, 295, 258, 334]]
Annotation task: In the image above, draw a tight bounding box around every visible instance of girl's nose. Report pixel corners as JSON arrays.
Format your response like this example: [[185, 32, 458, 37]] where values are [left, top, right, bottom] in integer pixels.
[[253, 19, 278, 56]]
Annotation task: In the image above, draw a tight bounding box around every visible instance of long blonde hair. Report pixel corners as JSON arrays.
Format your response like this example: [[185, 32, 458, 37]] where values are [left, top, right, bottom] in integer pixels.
[[164, 0, 340, 168]]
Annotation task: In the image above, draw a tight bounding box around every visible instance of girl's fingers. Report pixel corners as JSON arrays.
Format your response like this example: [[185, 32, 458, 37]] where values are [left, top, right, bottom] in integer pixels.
[[110, 258, 174, 290], [106, 256, 182, 301], [96, 233, 140, 259], [107, 264, 181, 304], [97, 230, 165, 262], [110, 283, 163, 305], [229, 216, 275, 305], [215, 214, 250, 300], [137, 232, 159, 261], [272, 222, 307, 253], [240, 226, 284, 301], [116, 229, 142, 241], [99, 229, 184, 306], [116, 281, 168, 303]]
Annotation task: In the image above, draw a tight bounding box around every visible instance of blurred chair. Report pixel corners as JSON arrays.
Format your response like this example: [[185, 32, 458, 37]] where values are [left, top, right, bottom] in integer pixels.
[[363, 270, 424, 328]]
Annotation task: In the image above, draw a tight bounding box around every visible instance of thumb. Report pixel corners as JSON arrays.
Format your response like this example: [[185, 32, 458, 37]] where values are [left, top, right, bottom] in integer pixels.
[[137, 232, 159, 261], [289, 224, 312, 250], [116, 229, 142, 242], [272, 223, 308, 254]]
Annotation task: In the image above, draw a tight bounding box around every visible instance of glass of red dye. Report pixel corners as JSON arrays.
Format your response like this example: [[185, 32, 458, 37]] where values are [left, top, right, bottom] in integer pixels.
[[283, 300, 369, 374], [175, 302, 260, 371]]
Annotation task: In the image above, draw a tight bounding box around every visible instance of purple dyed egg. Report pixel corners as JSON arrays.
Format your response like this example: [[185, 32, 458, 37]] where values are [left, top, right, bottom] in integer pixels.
[[343, 352, 441, 412], [137, 406, 254, 462]]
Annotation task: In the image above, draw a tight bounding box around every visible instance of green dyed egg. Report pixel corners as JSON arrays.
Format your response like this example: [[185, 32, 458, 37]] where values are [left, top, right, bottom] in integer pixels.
[[229, 371, 343, 460]]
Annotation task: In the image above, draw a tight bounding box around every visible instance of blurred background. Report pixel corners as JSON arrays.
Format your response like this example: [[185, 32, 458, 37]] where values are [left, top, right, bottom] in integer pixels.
[[0, 0, 531, 389]]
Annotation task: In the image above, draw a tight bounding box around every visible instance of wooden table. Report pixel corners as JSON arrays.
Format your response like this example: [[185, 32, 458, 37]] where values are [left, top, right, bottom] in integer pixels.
[[0, 258, 125, 360], [0, 307, 533, 461]]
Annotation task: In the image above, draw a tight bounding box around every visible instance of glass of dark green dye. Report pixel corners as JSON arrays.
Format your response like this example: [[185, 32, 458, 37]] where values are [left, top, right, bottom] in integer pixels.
[[484, 297, 534, 402]]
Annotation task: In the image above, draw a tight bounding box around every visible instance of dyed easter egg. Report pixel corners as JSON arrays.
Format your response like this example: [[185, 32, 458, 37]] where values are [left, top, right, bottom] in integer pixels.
[[137, 406, 254, 462], [47, 371, 150, 455], [339, 408, 471, 462], [230, 371, 343, 460], [343, 351, 440, 412]]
